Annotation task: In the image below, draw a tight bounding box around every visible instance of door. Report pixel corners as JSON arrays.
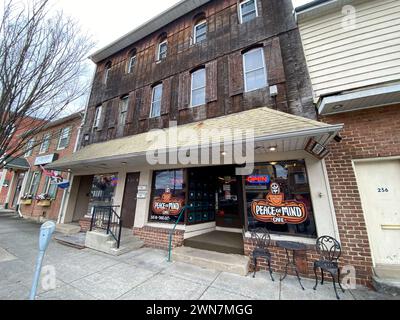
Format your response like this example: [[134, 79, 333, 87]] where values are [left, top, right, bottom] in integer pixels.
[[12, 172, 25, 208], [354, 160, 400, 267], [121, 172, 140, 229]]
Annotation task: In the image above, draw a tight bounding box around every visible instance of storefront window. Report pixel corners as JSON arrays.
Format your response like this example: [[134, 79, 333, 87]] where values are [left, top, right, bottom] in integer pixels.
[[245, 160, 317, 238], [149, 170, 185, 223]]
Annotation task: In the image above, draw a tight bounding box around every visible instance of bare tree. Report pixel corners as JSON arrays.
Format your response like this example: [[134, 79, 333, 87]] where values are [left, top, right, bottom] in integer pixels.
[[0, 0, 94, 168]]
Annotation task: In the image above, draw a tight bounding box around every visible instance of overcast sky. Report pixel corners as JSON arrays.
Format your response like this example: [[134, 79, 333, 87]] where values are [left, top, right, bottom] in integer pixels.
[[53, 0, 313, 52]]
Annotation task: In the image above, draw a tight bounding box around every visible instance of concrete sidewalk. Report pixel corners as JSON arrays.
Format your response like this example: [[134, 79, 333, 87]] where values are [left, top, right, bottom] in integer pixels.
[[0, 211, 398, 301]]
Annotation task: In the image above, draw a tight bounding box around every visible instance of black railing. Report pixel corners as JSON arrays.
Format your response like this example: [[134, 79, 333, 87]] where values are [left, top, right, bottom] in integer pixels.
[[90, 205, 123, 249]]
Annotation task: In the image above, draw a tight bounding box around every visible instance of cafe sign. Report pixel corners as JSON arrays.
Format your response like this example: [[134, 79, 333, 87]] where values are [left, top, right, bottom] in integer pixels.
[[251, 183, 307, 225], [152, 188, 184, 216]]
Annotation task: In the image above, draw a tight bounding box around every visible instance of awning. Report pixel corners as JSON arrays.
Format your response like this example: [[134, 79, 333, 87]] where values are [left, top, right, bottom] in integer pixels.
[[3, 157, 30, 170], [46, 107, 343, 172]]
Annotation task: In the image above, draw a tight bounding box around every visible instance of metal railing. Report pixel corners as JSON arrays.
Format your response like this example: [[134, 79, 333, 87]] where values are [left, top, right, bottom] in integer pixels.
[[90, 205, 123, 249], [167, 206, 187, 262]]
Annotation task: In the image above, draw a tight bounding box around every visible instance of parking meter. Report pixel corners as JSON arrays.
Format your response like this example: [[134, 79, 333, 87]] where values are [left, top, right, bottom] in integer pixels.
[[29, 221, 56, 300]]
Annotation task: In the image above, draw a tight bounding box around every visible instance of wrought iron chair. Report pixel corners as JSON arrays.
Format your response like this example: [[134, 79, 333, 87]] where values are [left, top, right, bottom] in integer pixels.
[[313, 236, 345, 299], [250, 228, 274, 281]]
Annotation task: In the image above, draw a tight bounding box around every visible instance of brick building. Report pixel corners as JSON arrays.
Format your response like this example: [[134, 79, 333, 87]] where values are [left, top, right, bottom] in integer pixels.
[[2, 112, 82, 222], [296, 0, 400, 290], [49, 0, 347, 286]]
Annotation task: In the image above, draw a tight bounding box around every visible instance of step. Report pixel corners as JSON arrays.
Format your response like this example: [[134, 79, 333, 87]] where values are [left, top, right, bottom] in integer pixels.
[[85, 230, 144, 256], [56, 223, 81, 235], [372, 276, 400, 297], [172, 246, 250, 276]]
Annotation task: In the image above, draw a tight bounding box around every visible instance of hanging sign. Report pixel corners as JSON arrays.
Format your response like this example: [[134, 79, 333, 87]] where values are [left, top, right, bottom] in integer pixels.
[[251, 183, 307, 225], [152, 188, 184, 216]]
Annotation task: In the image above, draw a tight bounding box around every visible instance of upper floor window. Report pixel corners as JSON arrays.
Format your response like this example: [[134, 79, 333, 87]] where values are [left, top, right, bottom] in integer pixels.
[[243, 47, 267, 92], [24, 138, 35, 157], [127, 50, 137, 74], [239, 0, 258, 24], [39, 133, 51, 154], [157, 40, 168, 61], [104, 61, 112, 84], [93, 105, 102, 129], [119, 96, 129, 127], [150, 84, 163, 118], [57, 127, 71, 150], [191, 68, 206, 107], [194, 19, 207, 44]]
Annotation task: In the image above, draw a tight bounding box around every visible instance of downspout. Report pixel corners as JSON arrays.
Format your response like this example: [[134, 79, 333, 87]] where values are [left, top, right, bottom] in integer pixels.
[[57, 64, 96, 225]]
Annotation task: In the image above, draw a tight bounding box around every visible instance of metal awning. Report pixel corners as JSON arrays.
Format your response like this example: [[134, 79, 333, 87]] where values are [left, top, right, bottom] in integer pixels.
[[46, 107, 343, 172], [3, 157, 30, 170], [318, 84, 400, 115]]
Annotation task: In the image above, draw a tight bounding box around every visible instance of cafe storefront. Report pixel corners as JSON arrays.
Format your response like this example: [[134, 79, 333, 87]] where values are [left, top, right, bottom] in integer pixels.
[[48, 107, 343, 276]]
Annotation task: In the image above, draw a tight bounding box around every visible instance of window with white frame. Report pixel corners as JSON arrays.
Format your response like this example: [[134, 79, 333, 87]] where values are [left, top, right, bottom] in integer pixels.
[[194, 20, 207, 44], [243, 48, 267, 92], [57, 127, 71, 150], [119, 96, 129, 126], [239, 0, 258, 24], [127, 54, 136, 74], [27, 171, 41, 195], [39, 133, 51, 154], [93, 105, 102, 129], [157, 40, 168, 61], [150, 84, 163, 118], [24, 138, 35, 157], [43, 176, 58, 199], [191, 69, 206, 107]]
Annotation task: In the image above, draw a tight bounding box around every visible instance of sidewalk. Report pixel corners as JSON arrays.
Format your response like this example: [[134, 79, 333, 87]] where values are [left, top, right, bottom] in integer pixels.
[[0, 211, 397, 300]]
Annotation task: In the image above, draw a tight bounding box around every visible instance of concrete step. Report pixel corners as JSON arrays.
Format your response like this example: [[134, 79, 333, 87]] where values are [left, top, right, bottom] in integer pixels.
[[373, 265, 400, 296], [85, 230, 144, 256], [172, 246, 250, 276], [56, 223, 81, 235]]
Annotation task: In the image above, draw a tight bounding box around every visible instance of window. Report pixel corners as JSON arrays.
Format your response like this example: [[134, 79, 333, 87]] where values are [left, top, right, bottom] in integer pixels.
[[117, 96, 129, 136], [157, 40, 168, 61], [27, 171, 41, 195], [24, 139, 35, 157], [93, 105, 102, 129], [191, 68, 206, 107], [39, 133, 51, 154], [245, 160, 317, 238], [104, 61, 112, 84], [149, 170, 185, 223], [150, 84, 163, 118], [243, 48, 267, 92], [127, 51, 136, 73], [194, 20, 207, 44], [239, 0, 258, 24], [43, 176, 58, 199], [57, 127, 71, 150]]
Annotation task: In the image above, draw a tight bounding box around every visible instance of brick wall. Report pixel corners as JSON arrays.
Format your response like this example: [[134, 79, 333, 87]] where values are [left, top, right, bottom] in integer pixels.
[[320, 104, 400, 286], [134, 226, 185, 250], [18, 115, 82, 221], [79, 217, 92, 232]]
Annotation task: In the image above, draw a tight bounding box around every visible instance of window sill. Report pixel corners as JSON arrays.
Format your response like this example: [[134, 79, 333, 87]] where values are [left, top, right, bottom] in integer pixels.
[[244, 231, 316, 246]]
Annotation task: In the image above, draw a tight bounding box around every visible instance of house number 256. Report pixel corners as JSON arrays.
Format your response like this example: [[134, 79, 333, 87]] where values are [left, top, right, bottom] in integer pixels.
[[378, 188, 389, 193]]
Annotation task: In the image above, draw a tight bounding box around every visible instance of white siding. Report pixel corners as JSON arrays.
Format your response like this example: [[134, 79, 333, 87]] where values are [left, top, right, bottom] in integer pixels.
[[298, 0, 400, 98]]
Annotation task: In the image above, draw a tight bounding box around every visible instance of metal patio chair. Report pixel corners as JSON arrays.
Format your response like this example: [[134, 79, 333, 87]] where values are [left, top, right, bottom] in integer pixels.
[[313, 235, 345, 300], [250, 227, 275, 281]]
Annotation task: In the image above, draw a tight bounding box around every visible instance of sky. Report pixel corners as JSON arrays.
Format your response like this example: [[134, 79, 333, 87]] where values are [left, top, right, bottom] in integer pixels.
[[50, 0, 314, 112]]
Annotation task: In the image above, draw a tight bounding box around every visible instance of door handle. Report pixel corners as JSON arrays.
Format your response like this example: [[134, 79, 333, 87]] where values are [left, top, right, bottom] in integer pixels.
[[381, 225, 400, 230]]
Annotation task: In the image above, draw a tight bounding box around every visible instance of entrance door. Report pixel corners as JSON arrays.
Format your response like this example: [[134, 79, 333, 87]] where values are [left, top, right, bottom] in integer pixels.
[[354, 159, 400, 267], [121, 172, 140, 229], [12, 172, 25, 208]]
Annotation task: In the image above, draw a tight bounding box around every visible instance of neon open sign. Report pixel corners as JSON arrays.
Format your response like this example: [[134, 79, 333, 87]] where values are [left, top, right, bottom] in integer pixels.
[[246, 175, 270, 185]]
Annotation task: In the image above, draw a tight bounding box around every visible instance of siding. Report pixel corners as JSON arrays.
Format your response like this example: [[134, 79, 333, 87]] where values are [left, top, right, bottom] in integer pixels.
[[298, 0, 400, 98]]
